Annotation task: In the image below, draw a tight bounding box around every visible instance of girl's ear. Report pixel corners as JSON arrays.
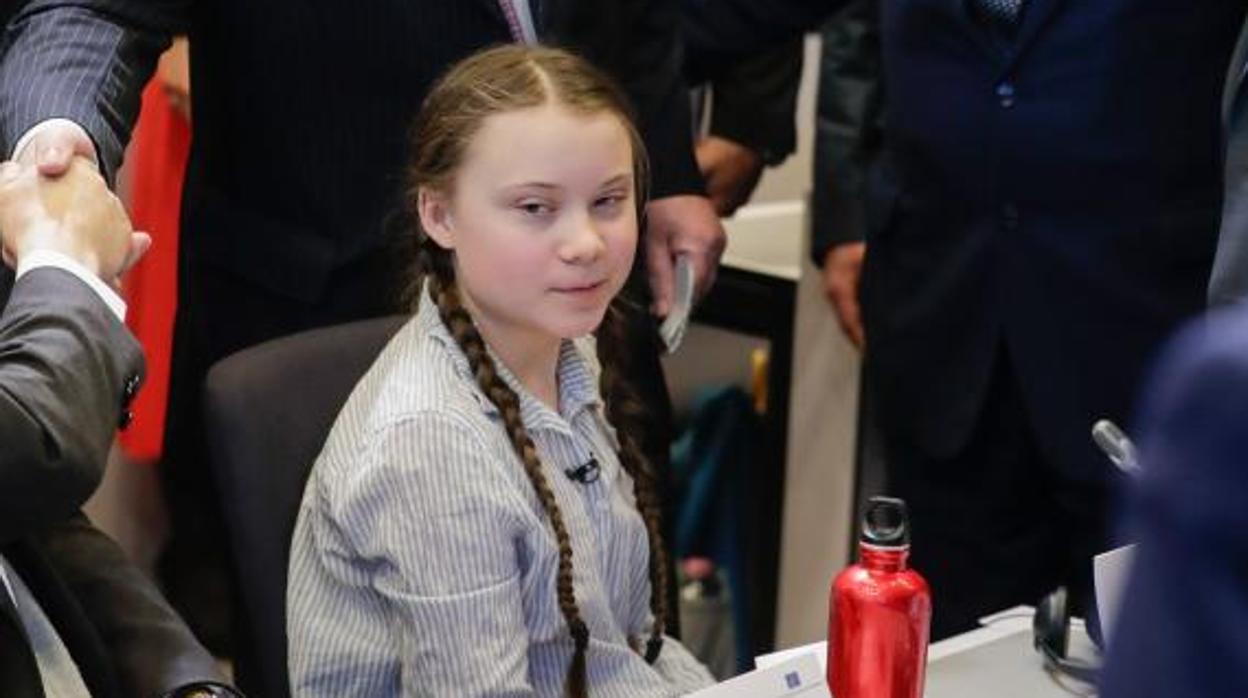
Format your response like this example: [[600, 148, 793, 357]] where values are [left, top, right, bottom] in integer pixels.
[[418, 188, 455, 250]]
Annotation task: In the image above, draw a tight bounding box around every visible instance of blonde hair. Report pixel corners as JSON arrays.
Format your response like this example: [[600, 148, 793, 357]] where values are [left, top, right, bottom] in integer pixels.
[[405, 45, 667, 698]]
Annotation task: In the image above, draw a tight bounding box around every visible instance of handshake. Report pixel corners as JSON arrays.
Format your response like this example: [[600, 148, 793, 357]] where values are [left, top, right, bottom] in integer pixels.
[[0, 157, 149, 286]]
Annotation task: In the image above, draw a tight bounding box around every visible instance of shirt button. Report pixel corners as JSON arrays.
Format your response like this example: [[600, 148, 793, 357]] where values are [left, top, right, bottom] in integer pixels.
[[996, 82, 1016, 108]]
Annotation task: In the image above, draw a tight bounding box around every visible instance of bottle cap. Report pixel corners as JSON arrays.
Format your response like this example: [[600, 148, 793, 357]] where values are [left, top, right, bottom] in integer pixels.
[[861, 496, 910, 547]]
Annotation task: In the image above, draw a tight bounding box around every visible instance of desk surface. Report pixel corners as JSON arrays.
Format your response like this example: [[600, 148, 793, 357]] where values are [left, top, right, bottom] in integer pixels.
[[720, 201, 804, 281], [926, 608, 1097, 698], [757, 606, 1099, 698]]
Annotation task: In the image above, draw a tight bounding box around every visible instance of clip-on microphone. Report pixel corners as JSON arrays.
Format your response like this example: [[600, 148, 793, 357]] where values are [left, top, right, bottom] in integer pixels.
[[565, 457, 600, 484]]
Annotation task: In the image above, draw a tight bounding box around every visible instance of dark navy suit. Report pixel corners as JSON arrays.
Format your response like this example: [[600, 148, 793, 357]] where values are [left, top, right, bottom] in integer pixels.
[[1100, 306, 1248, 697], [684, 0, 1246, 636]]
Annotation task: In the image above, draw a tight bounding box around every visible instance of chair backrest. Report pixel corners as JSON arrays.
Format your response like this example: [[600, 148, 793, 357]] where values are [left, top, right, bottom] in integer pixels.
[[204, 315, 407, 698]]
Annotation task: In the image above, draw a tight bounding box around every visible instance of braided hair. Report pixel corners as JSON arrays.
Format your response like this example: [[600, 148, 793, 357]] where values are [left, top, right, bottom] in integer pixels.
[[406, 45, 669, 696]]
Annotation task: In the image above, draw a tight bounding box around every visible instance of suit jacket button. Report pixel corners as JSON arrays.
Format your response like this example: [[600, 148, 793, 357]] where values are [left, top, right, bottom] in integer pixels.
[[997, 82, 1016, 108], [118, 409, 134, 430], [123, 374, 141, 402]]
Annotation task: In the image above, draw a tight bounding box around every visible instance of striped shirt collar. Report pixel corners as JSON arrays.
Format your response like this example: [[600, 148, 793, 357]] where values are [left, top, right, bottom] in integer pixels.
[[416, 285, 603, 432]]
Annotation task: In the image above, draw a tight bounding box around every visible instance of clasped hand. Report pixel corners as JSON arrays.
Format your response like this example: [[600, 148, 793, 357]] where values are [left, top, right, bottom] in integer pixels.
[[0, 158, 149, 287]]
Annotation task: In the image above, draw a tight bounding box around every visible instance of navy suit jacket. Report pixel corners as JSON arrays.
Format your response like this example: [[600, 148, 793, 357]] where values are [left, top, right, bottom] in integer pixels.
[[1099, 306, 1248, 696], [685, 0, 1245, 479]]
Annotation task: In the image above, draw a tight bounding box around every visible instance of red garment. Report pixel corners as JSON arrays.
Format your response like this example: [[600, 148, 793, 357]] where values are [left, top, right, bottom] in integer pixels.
[[118, 80, 190, 461]]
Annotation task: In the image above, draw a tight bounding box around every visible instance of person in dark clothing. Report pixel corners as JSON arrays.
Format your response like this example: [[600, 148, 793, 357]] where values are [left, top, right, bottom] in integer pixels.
[[682, 0, 1245, 638], [1100, 304, 1248, 698]]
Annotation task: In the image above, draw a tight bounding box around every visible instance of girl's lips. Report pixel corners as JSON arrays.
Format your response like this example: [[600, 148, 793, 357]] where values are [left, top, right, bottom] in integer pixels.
[[552, 280, 606, 293]]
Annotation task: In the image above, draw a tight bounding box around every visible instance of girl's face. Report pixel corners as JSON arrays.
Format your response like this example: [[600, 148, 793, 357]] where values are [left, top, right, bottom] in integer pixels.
[[421, 102, 638, 355]]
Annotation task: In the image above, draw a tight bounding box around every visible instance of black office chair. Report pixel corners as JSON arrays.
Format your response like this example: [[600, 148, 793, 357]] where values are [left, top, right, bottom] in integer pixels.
[[204, 315, 407, 698]]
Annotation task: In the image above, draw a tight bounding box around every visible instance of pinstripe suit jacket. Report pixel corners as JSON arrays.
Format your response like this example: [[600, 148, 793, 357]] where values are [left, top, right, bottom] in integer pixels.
[[0, 0, 700, 307]]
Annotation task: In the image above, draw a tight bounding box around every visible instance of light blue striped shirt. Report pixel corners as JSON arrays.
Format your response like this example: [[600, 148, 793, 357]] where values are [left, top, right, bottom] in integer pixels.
[[287, 293, 714, 697]]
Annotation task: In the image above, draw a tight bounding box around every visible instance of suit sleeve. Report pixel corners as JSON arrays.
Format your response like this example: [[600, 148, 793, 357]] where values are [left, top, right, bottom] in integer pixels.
[[703, 37, 804, 167], [0, 0, 188, 181], [810, 0, 884, 265], [0, 268, 143, 544], [34, 514, 230, 697]]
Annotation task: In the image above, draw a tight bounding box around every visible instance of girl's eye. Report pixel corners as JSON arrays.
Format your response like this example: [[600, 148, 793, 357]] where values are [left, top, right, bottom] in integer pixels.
[[594, 194, 625, 211], [517, 201, 554, 216]]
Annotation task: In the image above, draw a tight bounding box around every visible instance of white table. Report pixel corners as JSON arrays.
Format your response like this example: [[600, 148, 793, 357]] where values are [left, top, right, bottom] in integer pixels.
[[755, 606, 1100, 698]]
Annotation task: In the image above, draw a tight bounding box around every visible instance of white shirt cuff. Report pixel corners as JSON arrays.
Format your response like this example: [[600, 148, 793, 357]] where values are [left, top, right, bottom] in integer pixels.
[[16, 250, 128, 322], [10, 119, 98, 166]]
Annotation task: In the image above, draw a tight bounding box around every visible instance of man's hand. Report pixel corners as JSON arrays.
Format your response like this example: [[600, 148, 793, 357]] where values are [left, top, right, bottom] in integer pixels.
[[822, 241, 866, 349], [13, 120, 98, 178], [645, 194, 726, 317], [0, 159, 149, 283], [695, 135, 765, 218], [158, 37, 193, 123]]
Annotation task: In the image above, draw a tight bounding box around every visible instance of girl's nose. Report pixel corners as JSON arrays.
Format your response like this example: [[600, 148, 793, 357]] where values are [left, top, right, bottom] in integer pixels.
[[559, 215, 607, 264]]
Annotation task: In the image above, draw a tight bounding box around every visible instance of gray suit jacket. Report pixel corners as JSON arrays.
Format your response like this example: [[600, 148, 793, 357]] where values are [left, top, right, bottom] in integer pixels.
[[0, 269, 142, 543], [0, 268, 230, 697], [1210, 21, 1248, 306]]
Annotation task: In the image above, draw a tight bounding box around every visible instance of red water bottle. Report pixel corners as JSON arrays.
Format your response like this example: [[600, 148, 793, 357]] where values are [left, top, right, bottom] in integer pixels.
[[827, 497, 931, 698]]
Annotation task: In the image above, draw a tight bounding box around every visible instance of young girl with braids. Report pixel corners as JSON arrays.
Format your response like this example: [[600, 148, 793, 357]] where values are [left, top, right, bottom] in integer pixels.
[[286, 45, 714, 697]]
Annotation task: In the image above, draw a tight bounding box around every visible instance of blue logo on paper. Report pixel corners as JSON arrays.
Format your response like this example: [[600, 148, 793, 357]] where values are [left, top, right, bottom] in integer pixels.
[[785, 671, 802, 689]]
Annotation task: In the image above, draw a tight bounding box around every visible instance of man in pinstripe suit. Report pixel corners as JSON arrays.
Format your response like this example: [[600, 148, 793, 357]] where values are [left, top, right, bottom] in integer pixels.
[[0, 0, 720, 651]]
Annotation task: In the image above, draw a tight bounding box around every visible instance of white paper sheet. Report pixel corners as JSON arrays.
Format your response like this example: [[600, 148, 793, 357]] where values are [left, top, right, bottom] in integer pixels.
[[1094, 544, 1137, 646], [687, 652, 829, 698]]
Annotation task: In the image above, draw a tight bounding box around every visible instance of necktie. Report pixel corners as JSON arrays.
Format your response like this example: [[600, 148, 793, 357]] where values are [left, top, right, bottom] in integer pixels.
[[976, 0, 1026, 32]]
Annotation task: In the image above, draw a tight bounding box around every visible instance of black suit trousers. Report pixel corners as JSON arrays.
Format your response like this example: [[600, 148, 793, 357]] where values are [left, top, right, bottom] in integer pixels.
[[884, 346, 1119, 641]]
